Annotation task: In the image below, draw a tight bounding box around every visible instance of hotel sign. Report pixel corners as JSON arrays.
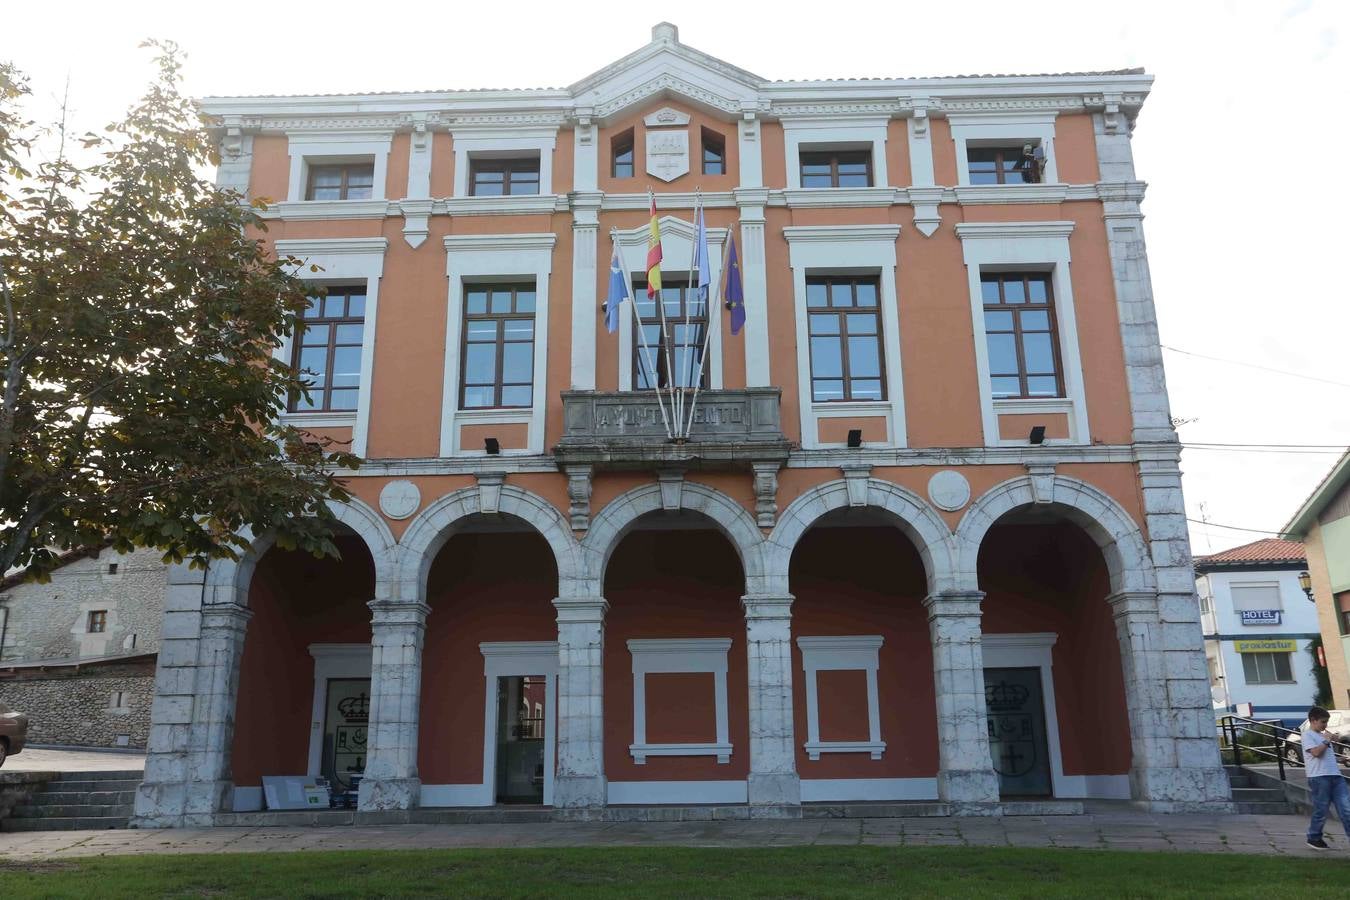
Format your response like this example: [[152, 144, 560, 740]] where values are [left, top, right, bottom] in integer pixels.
[[1234, 638, 1298, 654], [1239, 609, 1282, 626]]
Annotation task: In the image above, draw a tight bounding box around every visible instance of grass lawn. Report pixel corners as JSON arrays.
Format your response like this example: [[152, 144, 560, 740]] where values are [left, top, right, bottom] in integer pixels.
[[3, 845, 1349, 898]]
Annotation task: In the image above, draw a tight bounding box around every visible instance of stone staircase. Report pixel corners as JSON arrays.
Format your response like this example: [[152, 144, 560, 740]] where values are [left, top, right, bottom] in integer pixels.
[[1226, 766, 1294, 815], [0, 770, 140, 831]]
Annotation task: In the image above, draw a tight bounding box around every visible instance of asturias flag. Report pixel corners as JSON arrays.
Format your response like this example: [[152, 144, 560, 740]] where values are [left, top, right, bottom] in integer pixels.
[[604, 241, 629, 334], [646, 194, 663, 298], [724, 232, 745, 336]]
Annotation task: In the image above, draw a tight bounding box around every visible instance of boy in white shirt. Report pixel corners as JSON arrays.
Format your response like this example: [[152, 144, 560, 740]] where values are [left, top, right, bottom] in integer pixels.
[[1303, 706, 1350, 850]]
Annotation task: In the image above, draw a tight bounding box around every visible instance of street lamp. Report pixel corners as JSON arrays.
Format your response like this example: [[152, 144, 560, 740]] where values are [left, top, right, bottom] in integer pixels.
[[1299, 571, 1314, 602]]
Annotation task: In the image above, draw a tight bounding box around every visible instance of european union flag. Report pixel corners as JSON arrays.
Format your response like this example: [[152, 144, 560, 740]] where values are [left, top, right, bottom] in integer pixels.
[[724, 233, 744, 336]]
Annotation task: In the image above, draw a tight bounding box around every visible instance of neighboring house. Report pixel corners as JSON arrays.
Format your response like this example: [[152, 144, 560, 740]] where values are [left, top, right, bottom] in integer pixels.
[[1283, 449, 1350, 707], [133, 23, 1231, 827], [1195, 539, 1318, 727], [0, 547, 167, 748]]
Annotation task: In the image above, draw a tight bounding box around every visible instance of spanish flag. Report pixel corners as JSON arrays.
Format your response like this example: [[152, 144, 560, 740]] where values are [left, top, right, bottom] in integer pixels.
[[646, 193, 662, 298]]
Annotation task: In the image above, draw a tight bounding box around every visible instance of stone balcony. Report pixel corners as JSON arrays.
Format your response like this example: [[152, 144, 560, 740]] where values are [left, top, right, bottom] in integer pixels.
[[554, 388, 790, 470]]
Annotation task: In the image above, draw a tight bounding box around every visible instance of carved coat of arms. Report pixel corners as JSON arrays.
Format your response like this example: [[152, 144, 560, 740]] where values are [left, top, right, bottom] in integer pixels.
[[644, 106, 690, 183]]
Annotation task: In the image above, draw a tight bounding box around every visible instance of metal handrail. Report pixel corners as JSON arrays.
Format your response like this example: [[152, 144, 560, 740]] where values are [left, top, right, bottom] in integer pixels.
[[1217, 714, 1350, 783]]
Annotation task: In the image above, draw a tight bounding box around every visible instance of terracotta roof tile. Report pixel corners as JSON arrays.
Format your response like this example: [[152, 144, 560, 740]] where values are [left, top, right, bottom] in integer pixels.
[[1194, 538, 1306, 567]]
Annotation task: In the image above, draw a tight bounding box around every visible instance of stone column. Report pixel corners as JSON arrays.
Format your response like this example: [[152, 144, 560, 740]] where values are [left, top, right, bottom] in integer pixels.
[[924, 591, 1000, 814], [553, 596, 608, 809], [358, 598, 430, 811], [1109, 591, 1232, 811], [743, 595, 800, 814], [134, 559, 252, 828]]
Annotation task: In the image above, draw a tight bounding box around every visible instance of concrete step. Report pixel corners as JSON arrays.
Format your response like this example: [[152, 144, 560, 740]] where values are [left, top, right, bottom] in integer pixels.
[[804, 802, 949, 819], [10, 803, 133, 819], [1, 816, 128, 832], [1227, 775, 1254, 788], [1231, 787, 1288, 802], [30, 790, 136, 807], [48, 770, 144, 783], [1236, 800, 1295, 815], [40, 779, 140, 794]]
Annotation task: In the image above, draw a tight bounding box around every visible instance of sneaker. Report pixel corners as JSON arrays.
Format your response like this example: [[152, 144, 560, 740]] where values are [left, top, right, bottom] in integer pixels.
[[1307, 838, 1330, 850]]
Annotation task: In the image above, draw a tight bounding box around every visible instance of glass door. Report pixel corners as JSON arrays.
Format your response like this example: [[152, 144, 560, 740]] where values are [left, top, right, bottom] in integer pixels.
[[495, 675, 546, 804], [322, 678, 370, 793], [984, 667, 1053, 798]]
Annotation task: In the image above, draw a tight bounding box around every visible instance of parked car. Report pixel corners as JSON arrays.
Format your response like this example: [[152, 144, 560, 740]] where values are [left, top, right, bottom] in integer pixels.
[[1283, 710, 1350, 766], [0, 701, 28, 767]]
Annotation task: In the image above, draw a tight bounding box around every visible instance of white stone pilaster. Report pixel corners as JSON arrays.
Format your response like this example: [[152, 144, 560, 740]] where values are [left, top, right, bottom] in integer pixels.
[[571, 194, 601, 390], [924, 591, 1000, 814], [553, 596, 608, 807], [734, 189, 770, 387], [358, 599, 430, 811], [216, 117, 252, 196], [742, 595, 800, 814]]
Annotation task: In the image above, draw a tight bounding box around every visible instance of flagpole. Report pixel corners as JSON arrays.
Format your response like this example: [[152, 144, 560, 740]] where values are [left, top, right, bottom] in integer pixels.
[[677, 189, 705, 436], [613, 229, 673, 439], [648, 190, 679, 441], [683, 226, 733, 440]]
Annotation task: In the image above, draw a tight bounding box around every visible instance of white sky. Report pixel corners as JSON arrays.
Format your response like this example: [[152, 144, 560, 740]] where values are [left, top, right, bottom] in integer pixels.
[[5, 0, 1348, 554]]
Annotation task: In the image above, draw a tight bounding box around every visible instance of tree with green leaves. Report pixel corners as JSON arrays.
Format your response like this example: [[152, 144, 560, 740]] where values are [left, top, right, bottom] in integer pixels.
[[0, 42, 358, 584]]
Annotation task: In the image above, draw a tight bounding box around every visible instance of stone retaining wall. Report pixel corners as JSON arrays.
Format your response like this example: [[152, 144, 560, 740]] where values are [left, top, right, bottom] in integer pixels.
[[0, 661, 155, 749]]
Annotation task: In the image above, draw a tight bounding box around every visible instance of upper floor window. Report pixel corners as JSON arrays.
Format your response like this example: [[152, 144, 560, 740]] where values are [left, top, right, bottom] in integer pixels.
[[1241, 651, 1293, 685], [290, 286, 366, 412], [461, 283, 535, 409], [800, 150, 871, 188], [305, 162, 374, 201], [981, 272, 1062, 400], [87, 610, 108, 633], [806, 276, 884, 402], [633, 279, 708, 390], [612, 132, 635, 179], [1230, 583, 1282, 612], [470, 157, 540, 196], [967, 144, 1043, 185], [701, 129, 725, 176]]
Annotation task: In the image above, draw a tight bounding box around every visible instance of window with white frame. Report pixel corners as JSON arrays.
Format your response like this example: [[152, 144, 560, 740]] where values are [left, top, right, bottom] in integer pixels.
[[286, 132, 392, 203], [797, 636, 885, 760], [1230, 583, 1283, 611], [1241, 651, 1294, 684], [949, 114, 1058, 188], [451, 128, 557, 198], [781, 120, 889, 191], [627, 638, 732, 764]]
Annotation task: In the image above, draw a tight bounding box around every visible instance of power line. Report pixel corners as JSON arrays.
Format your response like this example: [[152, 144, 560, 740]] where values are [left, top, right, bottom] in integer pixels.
[[1185, 517, 1284, 536], [1183, 441, 1348, 449], [1181, 445, 1345, 455], [1162, 344, 1350, 389]]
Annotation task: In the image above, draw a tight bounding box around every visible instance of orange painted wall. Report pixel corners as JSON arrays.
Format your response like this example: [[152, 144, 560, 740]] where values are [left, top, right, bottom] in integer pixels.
[[417, 532, 558, 786], [818, 416, 887, 445], [598, 99, 738, 194], [232, 537, 375, 787], [790, 526, 938, 779], [604, 530, 749, 782], [998, 413, 1070, 441]]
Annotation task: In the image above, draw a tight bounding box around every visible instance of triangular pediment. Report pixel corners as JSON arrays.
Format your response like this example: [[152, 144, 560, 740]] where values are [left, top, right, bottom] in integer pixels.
[[570, 23, 765, 123]]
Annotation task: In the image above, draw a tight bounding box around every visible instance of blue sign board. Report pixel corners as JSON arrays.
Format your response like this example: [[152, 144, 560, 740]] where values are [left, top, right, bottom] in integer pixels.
[[1240, 609, 1282, 625]]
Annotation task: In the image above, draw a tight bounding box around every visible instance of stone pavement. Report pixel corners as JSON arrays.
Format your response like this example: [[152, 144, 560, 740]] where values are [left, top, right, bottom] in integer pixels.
[[2, 747, 145, 773], [0, 806, 1337, 861]]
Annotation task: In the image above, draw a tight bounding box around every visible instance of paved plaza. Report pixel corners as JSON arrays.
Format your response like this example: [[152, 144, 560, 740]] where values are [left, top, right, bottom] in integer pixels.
[[2, 747, 145, 773], [0, 807, 1336, 861]]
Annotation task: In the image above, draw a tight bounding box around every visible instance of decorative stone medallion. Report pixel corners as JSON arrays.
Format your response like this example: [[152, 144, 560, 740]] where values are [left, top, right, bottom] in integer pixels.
[[379, 479, 421, 521], [927, 470, 971, 512], [644, 106, 690, 183]]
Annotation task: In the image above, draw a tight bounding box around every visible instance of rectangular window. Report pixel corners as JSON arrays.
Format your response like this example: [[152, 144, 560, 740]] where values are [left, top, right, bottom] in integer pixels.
[[968, 145, 1042, 185], [701, 129, 725, 176], [87, 610, 107, 634], [290, 286, 366, 413], [1230, 583, 1282, 611], [981, 272, 1063, 400], [1241, 651, 1294, 684], [800, 150, 872, 188], [633, 279, 709, 390], [469, 157, 541, 196], [305, 163, 375, 201], [806, 276, 885, 402], [461, 283, 536, 409], [612, 132, 634, 179]]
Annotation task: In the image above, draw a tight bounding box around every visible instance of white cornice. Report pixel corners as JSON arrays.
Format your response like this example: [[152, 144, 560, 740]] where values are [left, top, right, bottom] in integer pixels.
[[771, 101, 903, 119], [274, 237, 389, 256], [260, 200, 393, 220], [443, 233, 558, 254], [954, 221, 1075, 240], [600, 191, 738, 210], [782, 224, 902, 244], [439, 195, 569, 216], [952, 184, 1070, 205], [592, 72, 745, 119], [782, 187, 900, 209]]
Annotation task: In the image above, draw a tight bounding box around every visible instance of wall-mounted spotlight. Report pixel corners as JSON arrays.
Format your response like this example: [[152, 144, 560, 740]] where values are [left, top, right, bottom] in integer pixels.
[[847, 429, 863, 448], [484, 437, 501, 456], [1028, 425, 1046, 445]]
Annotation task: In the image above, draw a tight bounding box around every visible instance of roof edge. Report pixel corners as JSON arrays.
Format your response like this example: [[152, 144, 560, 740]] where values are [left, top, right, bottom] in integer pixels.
[[1281, 449, 1350, 539]]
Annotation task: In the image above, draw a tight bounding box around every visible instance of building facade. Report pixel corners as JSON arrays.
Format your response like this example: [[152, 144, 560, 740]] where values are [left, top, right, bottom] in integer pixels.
[[0, 547, 166, 748], [1195, 539, 1319, 727], [133, 23, 1230, 826], [1283, 450, 1350, 707]]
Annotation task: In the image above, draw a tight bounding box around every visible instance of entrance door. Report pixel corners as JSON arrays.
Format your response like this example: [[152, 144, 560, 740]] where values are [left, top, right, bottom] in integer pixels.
[[322, 677, 370, 793], [494, 675, 546, 804], [984, 667, 1053, 797]]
